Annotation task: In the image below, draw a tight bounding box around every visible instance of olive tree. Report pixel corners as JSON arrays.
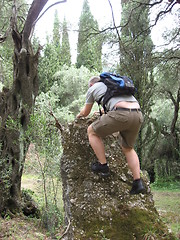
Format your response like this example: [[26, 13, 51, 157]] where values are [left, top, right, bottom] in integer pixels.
[[0, 0, 66, 214]]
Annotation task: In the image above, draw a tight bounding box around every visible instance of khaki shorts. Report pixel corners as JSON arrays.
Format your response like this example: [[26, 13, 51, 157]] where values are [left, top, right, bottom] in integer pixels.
[[91, 109, 144, 148]]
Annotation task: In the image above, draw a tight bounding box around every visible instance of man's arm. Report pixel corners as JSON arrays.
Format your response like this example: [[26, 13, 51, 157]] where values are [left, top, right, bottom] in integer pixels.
[[76, 103, 93, 118]]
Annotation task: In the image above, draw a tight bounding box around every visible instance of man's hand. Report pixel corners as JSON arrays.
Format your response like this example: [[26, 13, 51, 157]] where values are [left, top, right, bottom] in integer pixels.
[[76, 103, 93, 118], [76, 113, 84, 118]]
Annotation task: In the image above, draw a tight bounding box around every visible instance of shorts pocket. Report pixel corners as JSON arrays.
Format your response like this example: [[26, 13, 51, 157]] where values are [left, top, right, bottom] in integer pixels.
[[108, 111, 129, 122]]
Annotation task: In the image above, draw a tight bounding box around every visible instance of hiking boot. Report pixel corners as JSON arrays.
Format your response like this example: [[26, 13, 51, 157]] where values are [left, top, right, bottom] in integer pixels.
[[130, 179, 146, 195], [91, 162, 110, 177]]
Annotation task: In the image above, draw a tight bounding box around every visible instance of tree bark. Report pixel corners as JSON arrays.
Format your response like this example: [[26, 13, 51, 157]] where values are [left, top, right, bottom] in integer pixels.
[[0, 0, 48, 214]]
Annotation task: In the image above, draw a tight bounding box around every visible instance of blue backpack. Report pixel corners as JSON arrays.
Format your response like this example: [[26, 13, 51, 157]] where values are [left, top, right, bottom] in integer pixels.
[[97, 72, 136, 114]]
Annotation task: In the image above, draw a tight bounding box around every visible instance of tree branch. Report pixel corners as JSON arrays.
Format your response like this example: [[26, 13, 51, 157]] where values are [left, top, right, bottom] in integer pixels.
[[22, 0, 49, 49], [29, 0, 67, 42], [107, 0, 121, 44], [166, 90, 176, 105], [154, 2, 177, 25], [32, 0, 67, 27], [48, 109, 64, 133]]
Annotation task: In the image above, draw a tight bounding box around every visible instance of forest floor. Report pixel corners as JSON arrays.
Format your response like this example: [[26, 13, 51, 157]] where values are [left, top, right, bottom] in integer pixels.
[[0, 176, 180, 240]]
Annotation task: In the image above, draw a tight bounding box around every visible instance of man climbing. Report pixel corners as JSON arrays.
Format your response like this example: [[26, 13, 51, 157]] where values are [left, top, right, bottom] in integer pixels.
[[77, 75, 146, 195]]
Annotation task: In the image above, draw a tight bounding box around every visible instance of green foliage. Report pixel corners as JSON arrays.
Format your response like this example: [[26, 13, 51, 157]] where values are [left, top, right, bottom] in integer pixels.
[[148, 50, 180, 181], [21, 188, 40, 218], [54, 94, 86, 123], [0, 82, 3, 91], [25, 66, 99, 231], [155, 51, 179, 97], [151, 99, 174, 126], [38, 39, 62, 93], [22, 188, 35, 199], [41, 204, 63, 235], [27, 112, 62, 162], [0, 157, 12, 192], [25, 109, 63, 234], [120, 0, 155, 122], [38, 11, 72, 93], [36, 65, 98, 123], [60, 18, 71, 67], [154, 157, 180, 182], [151, 178, 180, 191], [76, 0, 103, 72], [53, 10, 61, 47], [118, 0, 156, 181], [120, 0, 154, 104], [0, 40, 13, 87], [142, 229, 159, 240], [117, 0, 179, 185], [52, 65, 93, 106], [0, 154, 13, 217], [6, 116, 20, 131]]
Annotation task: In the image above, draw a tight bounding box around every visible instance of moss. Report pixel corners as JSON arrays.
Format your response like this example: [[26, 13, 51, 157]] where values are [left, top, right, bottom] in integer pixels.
[[73, 207, 176, 240]]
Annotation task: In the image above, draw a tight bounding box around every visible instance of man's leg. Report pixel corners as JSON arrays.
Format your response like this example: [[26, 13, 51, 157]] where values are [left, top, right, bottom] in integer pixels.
[[87, 125, 107, 164], [121, 146, 140, 180], [121, 146, 145, 194]]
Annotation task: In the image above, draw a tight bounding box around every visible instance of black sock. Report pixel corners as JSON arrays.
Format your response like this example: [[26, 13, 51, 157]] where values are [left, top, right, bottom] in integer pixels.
[[100, 163, 107, 166], [133, 178, 141, 182]]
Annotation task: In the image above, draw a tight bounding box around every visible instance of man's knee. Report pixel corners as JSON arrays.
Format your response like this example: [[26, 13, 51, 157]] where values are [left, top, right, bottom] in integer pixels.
[[121, 146, 133, 154], [87, 124, 95, 137]]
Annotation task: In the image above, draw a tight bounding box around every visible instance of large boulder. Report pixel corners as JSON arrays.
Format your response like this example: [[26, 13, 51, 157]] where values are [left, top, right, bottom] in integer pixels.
[[60, 117, 175, 240]]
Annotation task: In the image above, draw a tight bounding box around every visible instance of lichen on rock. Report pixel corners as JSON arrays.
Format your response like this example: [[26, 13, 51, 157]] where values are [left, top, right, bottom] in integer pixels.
[[60, 117, 175, 240]]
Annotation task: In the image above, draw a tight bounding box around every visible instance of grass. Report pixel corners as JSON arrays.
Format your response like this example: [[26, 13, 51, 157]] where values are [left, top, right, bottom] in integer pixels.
[[21, 174, 64, 212], [151, 181, 180, 239], [22, 174, 40, 190]]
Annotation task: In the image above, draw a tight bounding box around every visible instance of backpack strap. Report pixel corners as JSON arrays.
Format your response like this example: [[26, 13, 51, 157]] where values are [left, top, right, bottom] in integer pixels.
[[97, 94, 111, 115], [97, 95, 104, 116]]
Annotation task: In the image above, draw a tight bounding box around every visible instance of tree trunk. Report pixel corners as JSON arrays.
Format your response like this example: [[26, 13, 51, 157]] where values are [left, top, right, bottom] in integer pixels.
[[171, 87, 180, 158], [0, 0, 48, 214], [0, 34, 39, 214]]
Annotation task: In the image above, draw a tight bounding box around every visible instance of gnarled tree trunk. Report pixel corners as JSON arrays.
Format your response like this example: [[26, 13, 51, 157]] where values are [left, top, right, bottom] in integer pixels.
[[0, 0, 48, 214]]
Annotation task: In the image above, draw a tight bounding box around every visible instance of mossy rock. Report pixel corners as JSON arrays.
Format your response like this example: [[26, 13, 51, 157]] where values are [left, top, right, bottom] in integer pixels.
[[60, 118, 176, 240]]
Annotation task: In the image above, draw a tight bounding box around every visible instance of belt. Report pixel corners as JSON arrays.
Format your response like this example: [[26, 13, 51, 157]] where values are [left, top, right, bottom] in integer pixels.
[[114, 107, 141, 112]]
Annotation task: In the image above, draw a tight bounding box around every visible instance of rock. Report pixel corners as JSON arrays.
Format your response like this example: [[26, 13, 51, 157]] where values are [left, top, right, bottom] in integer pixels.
[[60, 117, 175, 240], [21, 190, 40, 218]]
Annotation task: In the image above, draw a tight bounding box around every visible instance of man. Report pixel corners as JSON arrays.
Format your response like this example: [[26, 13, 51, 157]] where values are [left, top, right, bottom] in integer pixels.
[[77, 76, 146, 195]]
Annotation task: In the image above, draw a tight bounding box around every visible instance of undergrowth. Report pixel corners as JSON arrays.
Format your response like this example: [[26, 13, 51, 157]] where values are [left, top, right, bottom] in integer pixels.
[[151, 178, 180, 191]]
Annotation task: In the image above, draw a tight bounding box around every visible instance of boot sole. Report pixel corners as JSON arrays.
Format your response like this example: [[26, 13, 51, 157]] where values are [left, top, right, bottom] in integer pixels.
[[92, 170, 110, 178], [130, 188, 146, 195], [100, 172, 110, 178]]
